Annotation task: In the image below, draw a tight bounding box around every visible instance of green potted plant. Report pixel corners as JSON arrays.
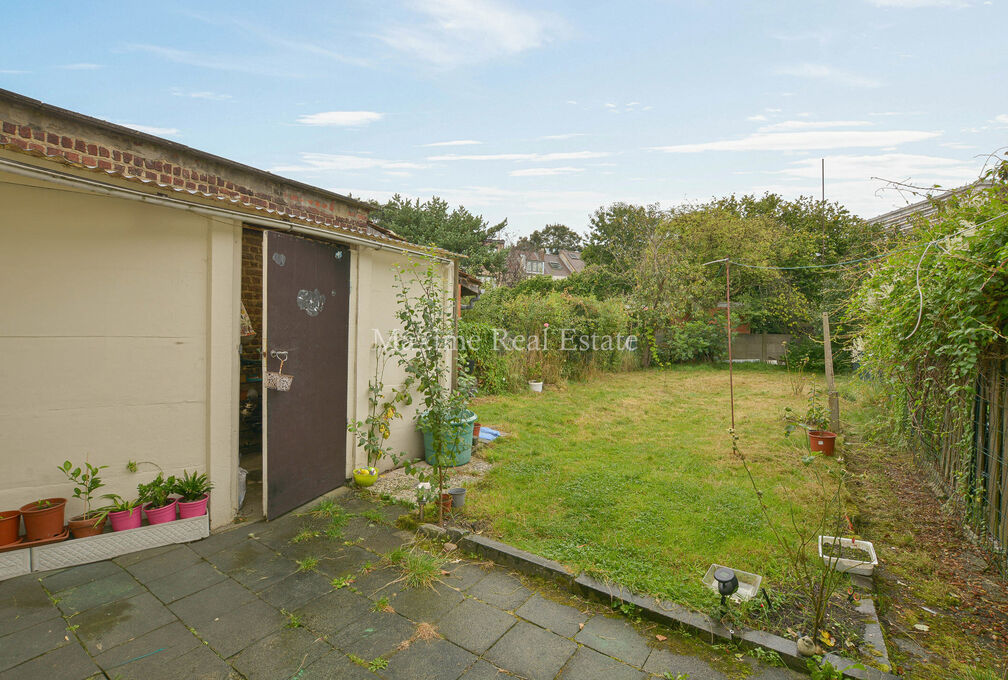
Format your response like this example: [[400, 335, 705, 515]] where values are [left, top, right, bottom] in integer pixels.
[[174, 470, 213, 518], [101, 494, 143, 532], [138, 473, 178, 525], [347, 342, 411, 488], [19, 497, 67, 541], [785, 388, 836, 456], [59, 459, 109, 538]]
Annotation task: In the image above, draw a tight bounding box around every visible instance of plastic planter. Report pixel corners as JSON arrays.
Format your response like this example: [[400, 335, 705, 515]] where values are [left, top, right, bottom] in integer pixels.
[[68, 514, 107, 539], [447, 487, 466, 508], [419, 410, 477, 467], [0, 510, 20, 547], [20, 498, 67, 541], [108, 507, 142, 532], [818, 535, 878, 576], [353, 468, 379, 487], [528, 381, 543, 393], [808, 430, 837, 455], [143, 501, 178, 525], [178, 495, 209, 519]]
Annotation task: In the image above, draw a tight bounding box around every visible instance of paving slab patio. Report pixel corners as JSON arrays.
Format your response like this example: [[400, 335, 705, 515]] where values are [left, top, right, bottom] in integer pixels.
[[0, 490, 797, 679]]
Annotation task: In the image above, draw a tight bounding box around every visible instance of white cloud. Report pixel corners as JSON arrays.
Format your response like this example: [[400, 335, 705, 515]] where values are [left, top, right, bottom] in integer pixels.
[[0, 69, 28, 74], [126, 44, 292, 77], [428, 150, 610, 162], [538, 133, 588, 140], [993, 114, 1008, 125], [759, 120, 872, 132], [940, 142, 977, 149], [380, 0, 564, 67], [419, 139, 482, 147], [652, 129, 940, 153], [509, 166, 584, 176], [296, 111, 384, 126], [171, 88, 232, 101], [58, 63, 102, 70], [866, 0, 969, 6], [118, 123, 181, 136], [777, 63, 881, 88], [746, 114, 768, 122], [273, 153, 425, 172]]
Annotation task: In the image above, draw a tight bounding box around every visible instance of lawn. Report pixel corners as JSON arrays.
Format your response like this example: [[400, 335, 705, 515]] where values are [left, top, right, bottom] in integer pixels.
[[467, 363, 843, 611]]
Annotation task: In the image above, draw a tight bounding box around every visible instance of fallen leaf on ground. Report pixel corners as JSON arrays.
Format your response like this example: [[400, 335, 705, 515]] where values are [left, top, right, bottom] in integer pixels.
[[655, 634, 667, 641]]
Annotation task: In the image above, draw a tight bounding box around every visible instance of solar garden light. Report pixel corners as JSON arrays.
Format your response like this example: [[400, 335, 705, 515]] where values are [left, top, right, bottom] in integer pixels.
[[714, 567, 739, 612]]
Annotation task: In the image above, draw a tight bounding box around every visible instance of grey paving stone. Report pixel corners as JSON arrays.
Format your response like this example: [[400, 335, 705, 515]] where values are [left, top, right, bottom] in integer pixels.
[[459, 659, 508, 679], [73, 591, 176, 656], [217, 541, 298, 592], [749, 665, 806, 680], [293, 587, 373, 636], [203, 535, 278, 572], [0, 636, 99, 680], [113, 543, 178, 567], [485, 620, 577, 680], [250, 513, 322, 550], [389, 580, 463, 623], [352, 566, 403, 598], [122, 544, 203, 583], [331, 609, 416, 659], [188, 525, 258, 557], [139, 643, 234, 680], [0, 574, 61, 637], [559, 646, 646, 680], [441, 560, 491, 591], [56, 570, 144, 615], [437, 597, 516, 654], [466, 570, 532, 611], [643, 649, 729, 679], [229, 626, 333, 680], [187, 597, 286, 658], [381, 637, 476, 680], [168, 577, 258, 625], [0, 615, 72, 672], [316, 545, 378, 579], [516, 594, 589, 637], [296, 650, 381, 679], [576, 614, 652, 667], [93, 620, 201, 673], [145, 559, 227, 603], [259, 569, 333, 611], [42, 560, 122, 593]]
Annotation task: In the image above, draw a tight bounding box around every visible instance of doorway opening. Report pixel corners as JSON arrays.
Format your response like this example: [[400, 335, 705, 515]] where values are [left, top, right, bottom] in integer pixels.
[[237, 227, 265, 521]]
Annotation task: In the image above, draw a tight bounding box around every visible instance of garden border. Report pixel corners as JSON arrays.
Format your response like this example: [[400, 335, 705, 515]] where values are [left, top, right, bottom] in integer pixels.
[[421, 524, 898, 680]]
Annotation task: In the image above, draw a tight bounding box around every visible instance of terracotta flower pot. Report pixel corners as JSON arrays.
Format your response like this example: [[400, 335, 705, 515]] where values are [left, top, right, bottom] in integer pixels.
[[440, 493, 453, 514], [808, 430, 837, 456], [178, 494, 209, 519], [69, 514, 107, 539], [108, 507, 142, 532], [19, 498, 67, 541], [473, 423, 482, 439], [143, 500, 178, 525], [0, 510, 21, 547]]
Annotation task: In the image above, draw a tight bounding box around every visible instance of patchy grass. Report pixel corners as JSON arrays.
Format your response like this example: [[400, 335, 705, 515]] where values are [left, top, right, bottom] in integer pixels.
[[469, 364, 838, 610], [296, 556, 319, 572], [388, 546, 445, 590]]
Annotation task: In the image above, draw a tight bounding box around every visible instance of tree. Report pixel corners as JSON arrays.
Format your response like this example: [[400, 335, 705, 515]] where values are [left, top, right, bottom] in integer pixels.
[[516, 223, 583, 251], [581, 202, 664, 271], [373, 195, 508, 276]]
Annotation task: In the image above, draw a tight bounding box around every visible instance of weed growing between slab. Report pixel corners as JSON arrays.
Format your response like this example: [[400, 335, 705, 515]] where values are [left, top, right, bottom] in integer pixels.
[[387, 546, 445, 590]]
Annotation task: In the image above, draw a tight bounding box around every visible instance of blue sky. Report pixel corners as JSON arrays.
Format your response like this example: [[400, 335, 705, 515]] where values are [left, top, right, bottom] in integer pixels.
[[2, 0, 1006, 237]]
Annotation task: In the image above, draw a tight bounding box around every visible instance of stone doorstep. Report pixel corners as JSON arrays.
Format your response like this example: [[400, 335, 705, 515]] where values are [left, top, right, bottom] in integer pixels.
[[0, 549, 31, 582], [440, 525, 899, 680]]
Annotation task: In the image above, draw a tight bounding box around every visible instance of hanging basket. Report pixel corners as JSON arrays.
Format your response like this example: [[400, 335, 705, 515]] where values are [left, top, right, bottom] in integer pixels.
[[265, 350, 294, 391]]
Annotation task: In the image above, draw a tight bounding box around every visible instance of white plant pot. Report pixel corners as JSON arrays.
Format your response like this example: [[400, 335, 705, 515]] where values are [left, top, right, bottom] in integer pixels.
[[528, 381, 543, 393], [702, 563, 762, 602], [818, 535, 878, 576]]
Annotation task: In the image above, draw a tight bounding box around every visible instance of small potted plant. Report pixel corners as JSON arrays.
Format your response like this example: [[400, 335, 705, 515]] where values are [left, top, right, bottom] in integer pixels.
[[785, 388, 836, 455], [138, 473, 178, 525], [174, 470, 213, 518], [527, 353, 544, 393], [101, 494, 143, 532], [0, 509, 21, 547], [59, 459, 109, 538], [353, 467, 379, 487], [19, 497, 67, 541]]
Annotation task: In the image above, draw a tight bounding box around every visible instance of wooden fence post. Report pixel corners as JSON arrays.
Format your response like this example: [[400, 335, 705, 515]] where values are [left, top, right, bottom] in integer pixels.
[[823, 312, 840, 433]]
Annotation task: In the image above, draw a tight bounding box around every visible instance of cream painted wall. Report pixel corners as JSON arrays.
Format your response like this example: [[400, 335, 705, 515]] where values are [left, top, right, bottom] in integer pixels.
[[0, 171, 240, 528], [347, 248, 455, 475]]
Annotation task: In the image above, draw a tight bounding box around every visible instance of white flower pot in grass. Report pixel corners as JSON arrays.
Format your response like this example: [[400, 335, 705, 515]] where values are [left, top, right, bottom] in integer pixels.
[[528, 381, 543, 392], [702, 563, 762, 602], [818, 535, 878, 576]]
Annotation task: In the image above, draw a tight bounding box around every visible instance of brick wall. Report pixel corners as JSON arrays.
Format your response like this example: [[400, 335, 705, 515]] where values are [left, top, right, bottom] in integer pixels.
[[239, 229, 264, 459], [0, 93, 373, 233]]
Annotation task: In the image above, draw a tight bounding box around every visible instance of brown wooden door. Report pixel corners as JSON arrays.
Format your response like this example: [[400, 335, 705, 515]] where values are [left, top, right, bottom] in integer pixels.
[[263, 231, 350, 519]]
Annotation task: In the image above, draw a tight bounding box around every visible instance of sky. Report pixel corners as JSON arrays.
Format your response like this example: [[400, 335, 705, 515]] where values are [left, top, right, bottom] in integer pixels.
[[1, 0, 1006, 239]]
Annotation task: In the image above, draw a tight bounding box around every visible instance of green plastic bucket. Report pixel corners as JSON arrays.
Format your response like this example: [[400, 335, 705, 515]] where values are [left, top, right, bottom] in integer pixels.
[[419, 409, 477, 467]]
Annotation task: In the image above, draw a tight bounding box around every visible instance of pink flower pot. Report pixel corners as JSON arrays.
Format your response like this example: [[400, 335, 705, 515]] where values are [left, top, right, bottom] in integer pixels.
[[108, 507, 143, 532], [143, 501, 178, 525], [178, 494, 209, 519]]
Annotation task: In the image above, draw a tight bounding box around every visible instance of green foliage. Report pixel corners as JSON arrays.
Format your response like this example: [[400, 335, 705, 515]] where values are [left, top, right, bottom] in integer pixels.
[[849, 161, 1008, 527], [347, 341, 413, 467], [99, 494, 140, 514], [459, 319, 514, 394], [332, 575, 355, 589], [296, 556, 319, 572], [136, 473, 177, 510], [373, 195, 507, 276], [806, 656, 864, 680], [173, 469, 213, 502], [368, 657, 389, 672], [388, 546, 444, 589], [655, 320, 727, 364], [516, 223, 583, 251], [59, 459, 108, 519]]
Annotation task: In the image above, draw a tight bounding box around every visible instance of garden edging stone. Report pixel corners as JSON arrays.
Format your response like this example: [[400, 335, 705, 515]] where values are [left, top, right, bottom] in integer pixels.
[[450, 528, 900, 680]]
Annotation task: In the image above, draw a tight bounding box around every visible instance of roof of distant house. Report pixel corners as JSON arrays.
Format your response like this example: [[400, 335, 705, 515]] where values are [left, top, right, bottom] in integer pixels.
[[867, 181, 991, 232], [517, 248, 585, 277]]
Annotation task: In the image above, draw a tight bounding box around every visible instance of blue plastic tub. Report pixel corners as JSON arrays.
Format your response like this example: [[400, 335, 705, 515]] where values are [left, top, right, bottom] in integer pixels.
[[419, 409, 477, 467]]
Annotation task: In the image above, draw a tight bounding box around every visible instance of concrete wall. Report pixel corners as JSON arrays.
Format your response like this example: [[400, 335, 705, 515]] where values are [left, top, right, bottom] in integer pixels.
[[0, 168, 241, 528]]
